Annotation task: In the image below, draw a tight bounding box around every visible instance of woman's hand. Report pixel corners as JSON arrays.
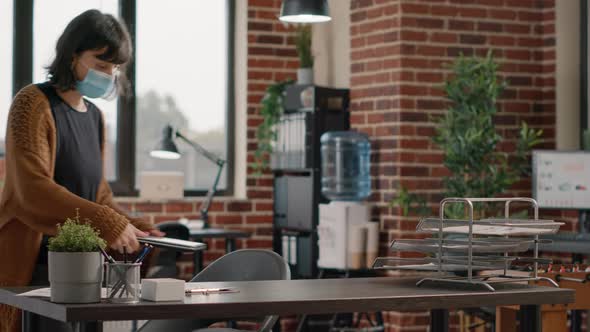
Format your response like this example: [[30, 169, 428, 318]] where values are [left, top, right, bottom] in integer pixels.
[[110, 224, 148, 253], [147, 229, 165, 237]]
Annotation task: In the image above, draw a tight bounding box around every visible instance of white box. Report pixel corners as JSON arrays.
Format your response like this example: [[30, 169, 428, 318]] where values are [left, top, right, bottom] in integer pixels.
[[141, 278, 185, 302], [317, 202, 370, 269], [139, 171, 184, 200]]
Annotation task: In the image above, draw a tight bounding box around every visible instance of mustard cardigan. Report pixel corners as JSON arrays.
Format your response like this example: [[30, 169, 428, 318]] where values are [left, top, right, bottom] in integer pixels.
[[0, 85, 154, 332]]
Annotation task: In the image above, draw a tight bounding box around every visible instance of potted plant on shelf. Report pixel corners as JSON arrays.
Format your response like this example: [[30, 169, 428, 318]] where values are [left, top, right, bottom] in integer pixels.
[[48, 210, 106, 303], [252, 80, 292, 174], [295, 25, 314, 85], [392, 51, 542, 218]]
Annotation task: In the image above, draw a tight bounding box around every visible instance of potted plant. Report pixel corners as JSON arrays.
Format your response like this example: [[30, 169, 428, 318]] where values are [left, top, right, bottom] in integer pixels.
[[252, 80, 292, 174], [48, 210, 106, 303], [295, 25, 314, 85], [392, 51, 542, 218]]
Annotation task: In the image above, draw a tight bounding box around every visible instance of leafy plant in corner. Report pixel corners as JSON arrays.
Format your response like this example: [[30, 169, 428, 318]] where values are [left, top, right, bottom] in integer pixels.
[[390, 187, 430, 217], [391, 51, 543, 218], [48, 209, 106, 252], [295, 25, 313, 68], [252, 80, 293, 175]]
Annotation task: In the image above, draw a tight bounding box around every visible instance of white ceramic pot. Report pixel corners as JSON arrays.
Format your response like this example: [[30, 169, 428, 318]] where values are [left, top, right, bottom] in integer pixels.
[[48, 251, 103, 303], [297, 68, 314, 85]]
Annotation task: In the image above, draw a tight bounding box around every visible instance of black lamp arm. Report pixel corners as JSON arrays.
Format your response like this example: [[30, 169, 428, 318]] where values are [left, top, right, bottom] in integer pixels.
[[199, 159, 225, 227], [175, 131, 226, 228], [176, 132, 225, 166]]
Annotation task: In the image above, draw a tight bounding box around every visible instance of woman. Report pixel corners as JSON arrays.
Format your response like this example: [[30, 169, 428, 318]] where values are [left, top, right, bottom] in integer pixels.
[[0, 10, 163, 332]]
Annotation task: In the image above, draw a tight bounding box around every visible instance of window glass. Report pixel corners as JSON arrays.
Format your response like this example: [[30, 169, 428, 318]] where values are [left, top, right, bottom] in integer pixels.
[[136, 0, 229, 191], [34, 0, 119, 180]]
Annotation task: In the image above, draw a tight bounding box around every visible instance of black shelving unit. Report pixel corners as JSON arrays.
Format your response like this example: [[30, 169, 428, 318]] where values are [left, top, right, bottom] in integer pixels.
[[272, 84, 350, 279]]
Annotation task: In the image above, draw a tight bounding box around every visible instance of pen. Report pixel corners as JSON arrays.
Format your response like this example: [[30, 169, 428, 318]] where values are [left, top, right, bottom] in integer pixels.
[[185, 288, 238, 294], [98, 247, 115, 264], [135, 245, 153, 263], [132, 244, 149, 263]]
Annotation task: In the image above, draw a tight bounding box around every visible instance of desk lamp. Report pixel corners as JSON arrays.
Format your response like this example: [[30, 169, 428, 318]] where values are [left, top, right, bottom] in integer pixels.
[[150, 125, 225, 229]]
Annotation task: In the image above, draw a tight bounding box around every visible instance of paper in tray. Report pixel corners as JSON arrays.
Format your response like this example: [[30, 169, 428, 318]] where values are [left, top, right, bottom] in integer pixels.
[[390, 238, 532, 253], [372, 259, 505, 272], [374, 263, 502, 272], [372, 256, 513, 272], [416, 218, 562, 236], [481, 218, 566, 227]]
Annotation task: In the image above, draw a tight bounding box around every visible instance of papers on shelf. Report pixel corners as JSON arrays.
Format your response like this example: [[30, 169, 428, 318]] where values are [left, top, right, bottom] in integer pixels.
[[417, 218, 564, 236], [420, 224, 558, 236]]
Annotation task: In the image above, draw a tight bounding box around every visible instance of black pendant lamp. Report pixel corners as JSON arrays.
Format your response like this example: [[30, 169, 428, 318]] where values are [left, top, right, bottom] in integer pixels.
[[279, 0, 331, 23]]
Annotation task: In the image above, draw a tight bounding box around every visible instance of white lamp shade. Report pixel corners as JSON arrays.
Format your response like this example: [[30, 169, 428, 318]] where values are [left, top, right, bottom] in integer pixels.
[[150, 150, 181, 160]]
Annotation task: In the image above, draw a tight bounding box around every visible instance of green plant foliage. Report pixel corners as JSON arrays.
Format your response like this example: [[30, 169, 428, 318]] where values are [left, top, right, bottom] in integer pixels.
[[392, 51, 542, 218], [390, 187, 430, 217], [252, 80, 293, 174], [48, 209, 107, 252], [295, 25, 313, 68]]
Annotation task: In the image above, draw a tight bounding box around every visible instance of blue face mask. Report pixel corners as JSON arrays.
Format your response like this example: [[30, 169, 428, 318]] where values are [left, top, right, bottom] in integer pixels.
[[75, 67, 116, 99]]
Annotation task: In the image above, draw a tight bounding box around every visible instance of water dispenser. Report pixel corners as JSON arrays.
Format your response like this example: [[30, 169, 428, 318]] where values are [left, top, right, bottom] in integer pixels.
[[320, 131, 371, 201]]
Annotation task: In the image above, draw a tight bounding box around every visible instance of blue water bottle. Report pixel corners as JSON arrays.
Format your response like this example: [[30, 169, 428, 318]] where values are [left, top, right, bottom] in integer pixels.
[[320, 131, 371, 201]]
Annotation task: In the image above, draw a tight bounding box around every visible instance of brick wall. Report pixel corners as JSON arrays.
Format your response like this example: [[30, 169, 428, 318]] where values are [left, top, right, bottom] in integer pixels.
[[349, 0, 572, 331]]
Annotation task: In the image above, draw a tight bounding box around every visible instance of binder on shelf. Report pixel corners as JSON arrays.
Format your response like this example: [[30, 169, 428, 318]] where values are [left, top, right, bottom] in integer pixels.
[[271, 112, 312, 170]]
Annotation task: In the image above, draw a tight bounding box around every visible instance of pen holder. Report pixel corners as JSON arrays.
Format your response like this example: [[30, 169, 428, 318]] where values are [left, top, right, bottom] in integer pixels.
[[106, 262, 141, 303]]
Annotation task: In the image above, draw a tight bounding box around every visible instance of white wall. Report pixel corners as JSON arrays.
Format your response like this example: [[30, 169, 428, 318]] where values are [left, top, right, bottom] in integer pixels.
[[312, 0, 350, 88], [233, 0, 247, 198], [556, 0, 581, 149]]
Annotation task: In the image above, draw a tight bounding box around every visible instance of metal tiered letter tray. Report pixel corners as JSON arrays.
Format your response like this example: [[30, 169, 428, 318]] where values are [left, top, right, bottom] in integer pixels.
[[373, 197, 564, 291]]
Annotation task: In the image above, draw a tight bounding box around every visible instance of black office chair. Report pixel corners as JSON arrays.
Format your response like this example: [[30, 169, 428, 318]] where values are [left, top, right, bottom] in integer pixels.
[[138, 249, 291, 332], [145, 221, 190, 278]]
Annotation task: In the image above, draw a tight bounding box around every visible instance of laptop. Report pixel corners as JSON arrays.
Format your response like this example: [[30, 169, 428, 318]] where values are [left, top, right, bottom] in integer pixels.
[[138, 236, 206, 252], [139, 171, 184, 200]]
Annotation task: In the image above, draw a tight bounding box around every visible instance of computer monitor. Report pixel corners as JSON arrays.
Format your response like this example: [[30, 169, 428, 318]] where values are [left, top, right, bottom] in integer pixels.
[[532, 150, 590, 209]]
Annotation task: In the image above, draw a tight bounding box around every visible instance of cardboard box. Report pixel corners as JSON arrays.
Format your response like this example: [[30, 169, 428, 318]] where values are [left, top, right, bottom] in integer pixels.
[[317, 202, 370, 269]]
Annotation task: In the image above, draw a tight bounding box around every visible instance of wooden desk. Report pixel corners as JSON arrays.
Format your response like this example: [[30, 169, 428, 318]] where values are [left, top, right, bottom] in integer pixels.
[[498, 272, 590, 332], [0, 277, 574, 332]]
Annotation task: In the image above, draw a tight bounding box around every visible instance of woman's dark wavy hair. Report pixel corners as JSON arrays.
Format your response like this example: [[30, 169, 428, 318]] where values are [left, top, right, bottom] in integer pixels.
[[46, 9, 132, 95]]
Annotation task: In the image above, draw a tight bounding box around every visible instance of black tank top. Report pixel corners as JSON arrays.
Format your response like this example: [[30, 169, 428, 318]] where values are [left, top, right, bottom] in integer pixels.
[[36, 82, 103, 201], [32, 82, 104, 270]]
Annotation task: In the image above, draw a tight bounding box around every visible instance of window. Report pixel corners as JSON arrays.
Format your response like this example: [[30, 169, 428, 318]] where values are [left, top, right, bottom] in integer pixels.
[[135, 0, 232, 193], [580, 0, 590, 132], [0, 0, 13, 154], [9, 0, 234, 195], [33, 0, 119, 180]]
